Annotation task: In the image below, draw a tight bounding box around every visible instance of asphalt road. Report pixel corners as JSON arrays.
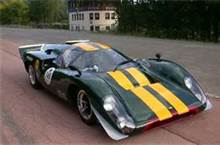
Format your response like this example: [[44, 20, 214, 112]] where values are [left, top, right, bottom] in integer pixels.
[[1, 27, 220, 145]]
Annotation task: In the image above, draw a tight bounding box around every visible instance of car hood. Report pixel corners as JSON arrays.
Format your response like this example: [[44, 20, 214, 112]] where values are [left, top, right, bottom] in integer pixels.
[[98, 67, 203, 126]]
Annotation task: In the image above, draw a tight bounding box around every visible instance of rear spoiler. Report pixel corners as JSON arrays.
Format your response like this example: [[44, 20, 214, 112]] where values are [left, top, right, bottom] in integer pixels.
[[18, 44, 43, 49], [19, 44, 44, 61], [65, 40, 90, 45]]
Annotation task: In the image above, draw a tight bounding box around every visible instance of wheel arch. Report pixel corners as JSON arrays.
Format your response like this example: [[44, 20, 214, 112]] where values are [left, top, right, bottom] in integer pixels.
[[24, 61, 30, 72], [24, 55, 39, 72], [66, 83, 80, 103]]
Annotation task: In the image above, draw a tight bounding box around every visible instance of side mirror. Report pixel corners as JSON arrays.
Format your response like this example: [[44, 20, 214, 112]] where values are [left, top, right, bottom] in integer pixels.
[[69, 66, 81, 77], [45, 49, 53, 54], [155, 53, 162, 60]]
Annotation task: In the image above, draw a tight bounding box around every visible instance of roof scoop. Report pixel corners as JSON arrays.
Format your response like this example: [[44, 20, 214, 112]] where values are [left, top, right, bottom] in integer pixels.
[[65, 40, 90, 45]]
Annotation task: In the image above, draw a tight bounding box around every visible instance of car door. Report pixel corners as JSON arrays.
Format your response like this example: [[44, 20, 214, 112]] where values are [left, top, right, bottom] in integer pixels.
[[45, 48, 83, 100]]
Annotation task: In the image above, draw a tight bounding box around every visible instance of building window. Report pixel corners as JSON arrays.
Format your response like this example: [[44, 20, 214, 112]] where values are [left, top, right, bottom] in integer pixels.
[[76, 14, 78, 20], [106, 26, 110, 31], [74, 14, 76, 21], [95, 26, 100, 31], [77, 14, 79, 20], [72, 14, 74, 21], [105, 13, 110, 20], [78, 14, 81, 20], [82, 13, 84, 20], [90, 25, 94, 31], [111, 13, 115, 19], [89, 13, 93, 20], [95, 13, 99, 20]]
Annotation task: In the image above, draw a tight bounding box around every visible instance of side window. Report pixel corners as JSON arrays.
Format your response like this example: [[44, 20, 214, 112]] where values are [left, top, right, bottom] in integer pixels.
[[71, 53, 91, 69], [55, 55, 64, 67], [62, 49, 73, 67], [60, 48, 82, 67]]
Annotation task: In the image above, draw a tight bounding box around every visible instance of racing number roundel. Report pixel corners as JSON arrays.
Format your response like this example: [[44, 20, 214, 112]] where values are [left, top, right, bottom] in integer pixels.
[[44, 67, 55, 85]]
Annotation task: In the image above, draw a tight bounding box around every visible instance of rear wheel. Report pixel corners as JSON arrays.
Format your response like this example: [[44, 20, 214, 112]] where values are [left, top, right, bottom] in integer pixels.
[[28, 65, 41, 89], [77, 90, 96, 125]]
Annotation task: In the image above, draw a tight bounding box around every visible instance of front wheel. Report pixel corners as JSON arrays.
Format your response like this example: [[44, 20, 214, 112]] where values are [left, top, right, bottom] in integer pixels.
[[77, 90, 96, 125], [28, 65, 41, 89]]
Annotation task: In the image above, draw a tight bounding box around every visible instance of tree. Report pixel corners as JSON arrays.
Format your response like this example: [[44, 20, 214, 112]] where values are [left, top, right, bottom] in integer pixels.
[[117, 0, 220, 42], [0, 0, 29, 24], [28, 0, 67, 24]]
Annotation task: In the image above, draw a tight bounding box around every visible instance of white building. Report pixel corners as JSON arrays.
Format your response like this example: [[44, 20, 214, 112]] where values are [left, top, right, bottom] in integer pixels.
[[68, 0, 118, 31]]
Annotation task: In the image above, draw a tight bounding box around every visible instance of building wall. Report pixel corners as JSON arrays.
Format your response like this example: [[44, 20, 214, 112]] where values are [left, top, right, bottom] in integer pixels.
[[69, 10, 117, 31]]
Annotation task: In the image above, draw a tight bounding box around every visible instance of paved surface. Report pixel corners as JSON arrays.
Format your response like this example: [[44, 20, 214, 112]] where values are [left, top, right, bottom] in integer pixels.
[[1, 27, 220, 145]]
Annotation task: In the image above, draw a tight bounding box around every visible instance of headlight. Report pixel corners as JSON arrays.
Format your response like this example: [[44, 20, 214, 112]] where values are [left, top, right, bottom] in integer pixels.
[[103, 96, 115, 112], [184, 77, 207, 104], [103, 95, 135, 134], [117, 117, 135, 129], [184, 77, 192, 89]]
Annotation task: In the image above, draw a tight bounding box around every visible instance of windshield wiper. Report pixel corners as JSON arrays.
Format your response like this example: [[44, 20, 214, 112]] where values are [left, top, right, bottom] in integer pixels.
[[113, 59, 134, 71]]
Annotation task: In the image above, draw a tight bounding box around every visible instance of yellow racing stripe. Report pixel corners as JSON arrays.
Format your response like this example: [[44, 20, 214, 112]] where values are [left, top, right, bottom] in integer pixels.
[[126, 67, 150, 86], [150, 83, 189, 115], [131, 87, 172, 121], [108, 71, 134, 90], [34, 59, 40, 70], [96, 42, 111, 49], [74, 43, 98, 51]]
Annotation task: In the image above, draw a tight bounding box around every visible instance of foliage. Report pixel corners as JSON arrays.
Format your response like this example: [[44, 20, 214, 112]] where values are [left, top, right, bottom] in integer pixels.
[[0, 0, 68, 25], [117, 0, 220, 42], [1, 0, 219, 42], [28, 0, 67, 23], [0, 0, 29, 24]]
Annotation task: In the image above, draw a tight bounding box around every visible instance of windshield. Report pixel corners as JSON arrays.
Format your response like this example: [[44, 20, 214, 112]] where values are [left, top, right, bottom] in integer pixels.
[[69, 49, 132, 72]]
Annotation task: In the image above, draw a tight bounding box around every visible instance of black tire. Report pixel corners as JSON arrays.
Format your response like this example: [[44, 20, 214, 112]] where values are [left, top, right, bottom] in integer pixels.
[[76, 90, 96, 125], [28, 65, 41, 89]]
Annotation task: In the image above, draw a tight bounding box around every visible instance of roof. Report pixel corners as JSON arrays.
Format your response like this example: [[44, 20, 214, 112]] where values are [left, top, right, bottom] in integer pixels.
[[68, 7, 116, 13], [72, 42, 112, 52], [19, 42, 112, 54]]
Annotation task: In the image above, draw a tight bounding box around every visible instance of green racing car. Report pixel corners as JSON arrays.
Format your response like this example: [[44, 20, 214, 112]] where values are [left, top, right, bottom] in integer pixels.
[[19, 40, 212, 140]]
